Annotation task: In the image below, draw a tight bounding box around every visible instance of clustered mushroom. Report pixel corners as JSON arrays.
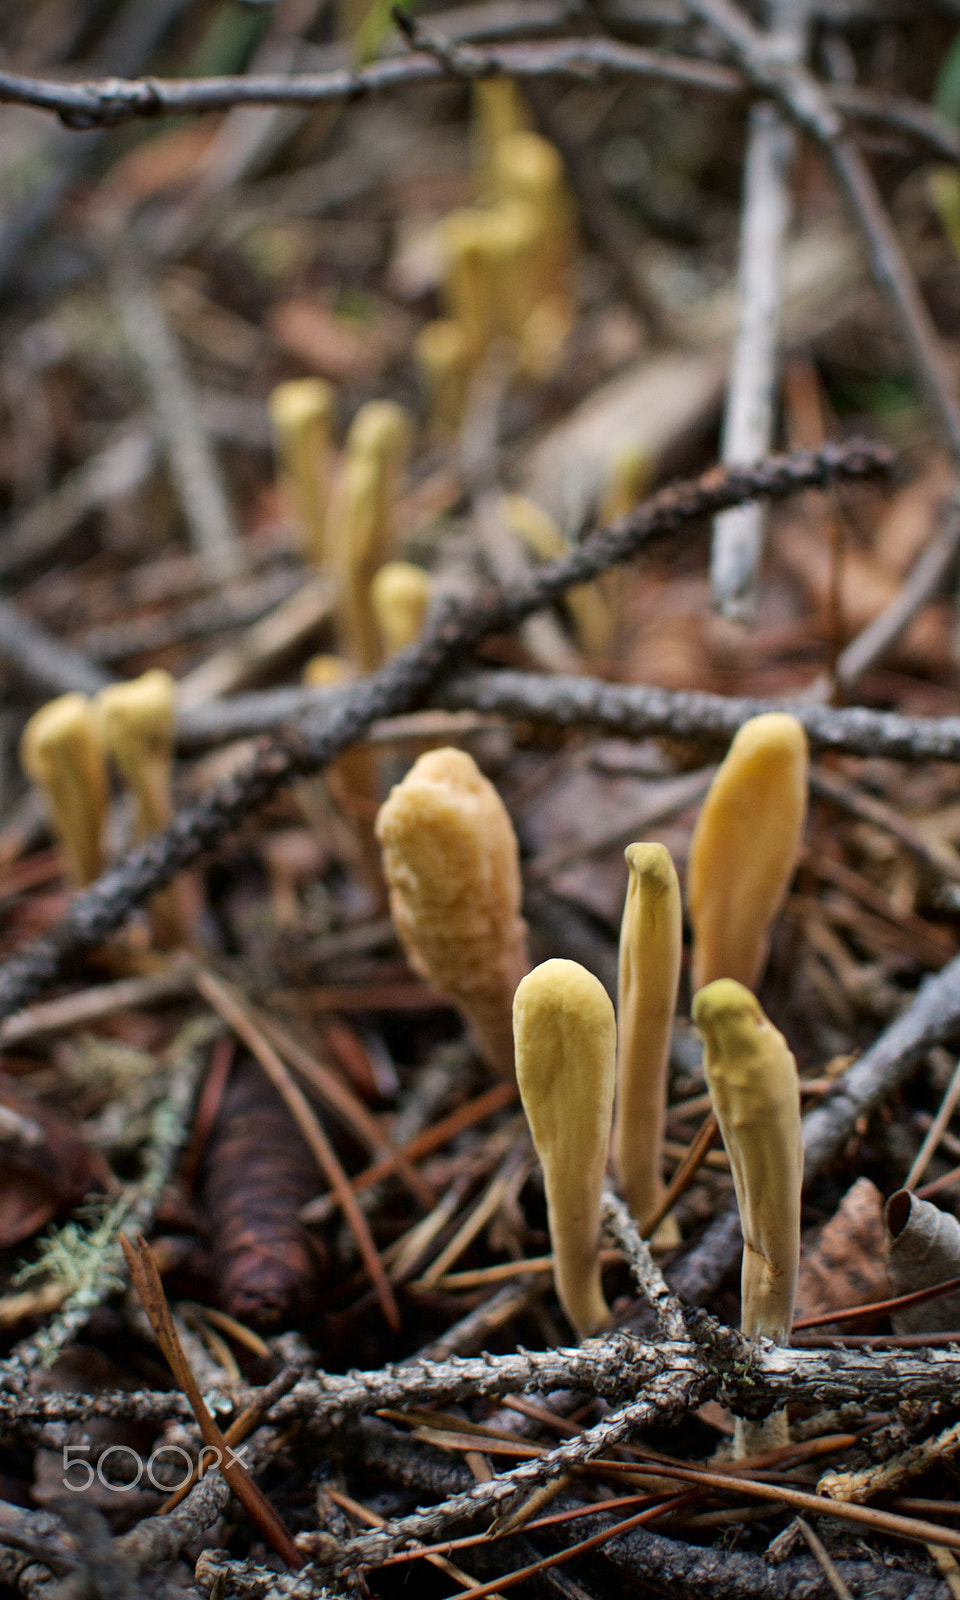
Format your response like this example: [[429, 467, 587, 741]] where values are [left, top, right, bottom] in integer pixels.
[[414, 82, 575, 425], [373, 711, 811, 1394], [21, 673, 194, 948]]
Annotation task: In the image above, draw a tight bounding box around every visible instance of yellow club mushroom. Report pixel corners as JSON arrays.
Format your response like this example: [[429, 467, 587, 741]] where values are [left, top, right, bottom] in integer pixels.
[[268, 378, 337, 566], [499, 494, 613, 656], [493, 131, 574, 310], [327, 400, 412, 672], [302, 653, 351, 693], [413, 319, 470, 437], [95, 670, 176, 841], [519, 292, 574, 382], [370, 562, 432, 657], [20, 693, 109, 888], [614, 844, 682, 1242], [484, 197, 543, 345], [472, 79, 529, 200], [514, 958, 616, 1339], [439, 208, 499, 363], [302, 653, 382, 895], [599, 446, 654, 526], [375, 747, 529, 1078], [687, 713, 808, 994], [693, 979, 802, 1454], [95, 670, 195, 947], [438, 204, 540, 362]]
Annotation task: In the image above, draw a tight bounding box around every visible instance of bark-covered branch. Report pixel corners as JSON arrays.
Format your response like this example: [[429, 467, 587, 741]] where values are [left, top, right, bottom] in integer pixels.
[[0, 42, 957, 167], [0, 442, 887, 1022], [433, 669, 960, 763], [10, 1332, 960, 1438]]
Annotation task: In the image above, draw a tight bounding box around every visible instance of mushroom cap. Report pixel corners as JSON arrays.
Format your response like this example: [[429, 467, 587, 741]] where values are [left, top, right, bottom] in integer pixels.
[[687, 712, 808, 991], [376, 746, 528, 1075], [345, 399, 411, 467], [376, 747, 521, 935], [21, 693, 100, 786], [414, 319, 469, 376], [303, 654, 353, 689], [495, 131, 565, 203], [624, 840, 676, 900], [268, 377, 336, 437], [692, 978, 796, 1115], [514, 958, 616, 1155], [370, 562, 432, 654], [96, 670, 175, 775], [20, 693, 109, 885]]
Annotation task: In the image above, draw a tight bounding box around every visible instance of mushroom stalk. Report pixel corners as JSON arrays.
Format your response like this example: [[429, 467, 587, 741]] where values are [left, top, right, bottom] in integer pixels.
[[328, 401, 411, 671], [414, 320, 470, 437], [95, 671, 176, 841], [375, 748, 528, 1077], [20, 694, 109, 887], [500, 495, 612, 656], [514, 958, 616, 1339], [688, 712, 808, 992], [614, 843, 682, 1241], [268, 378, 336, 566], [302, 654, 383, 902], [693, 979, 802, 1454], [95, 670, 194, 946], [472, 79, 529, 199]]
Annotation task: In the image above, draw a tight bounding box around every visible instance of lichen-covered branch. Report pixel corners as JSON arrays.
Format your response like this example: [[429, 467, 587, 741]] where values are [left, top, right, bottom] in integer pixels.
[[1, 1022, 210, 1379]]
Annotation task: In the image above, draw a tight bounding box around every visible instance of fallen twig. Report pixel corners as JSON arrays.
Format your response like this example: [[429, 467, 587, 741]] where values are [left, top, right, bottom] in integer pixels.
[[0, 43, 955, 171], [0, 443, 887, 1021]]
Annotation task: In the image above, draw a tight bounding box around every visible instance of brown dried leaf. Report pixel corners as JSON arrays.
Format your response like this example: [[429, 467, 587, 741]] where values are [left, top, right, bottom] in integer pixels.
[[794, 1177, 887, 1329], [268, 298, 409, 382]]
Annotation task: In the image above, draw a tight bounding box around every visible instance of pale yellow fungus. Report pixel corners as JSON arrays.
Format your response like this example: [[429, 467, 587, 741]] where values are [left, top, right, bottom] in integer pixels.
[[599, 447, 654, 526], [369, 562, 432, 657], [21, 694, 109, 888], [268, 378, 337, 566], [688, 713, 808, 993], [500, 494, 613, 655], [95, 670, 176, 841], [614, 844, 682, 1241], [328, 401, 412, 671], [413, 319, 470, 436], [375, 747, 529, 1077], [693, 979, 802, 1453], [472, 79, 529, 199], [514, 958, 616, 1339], [95, 670, 195, 946], [439, 209, 499, 362], [493, 131, 573, 308]]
